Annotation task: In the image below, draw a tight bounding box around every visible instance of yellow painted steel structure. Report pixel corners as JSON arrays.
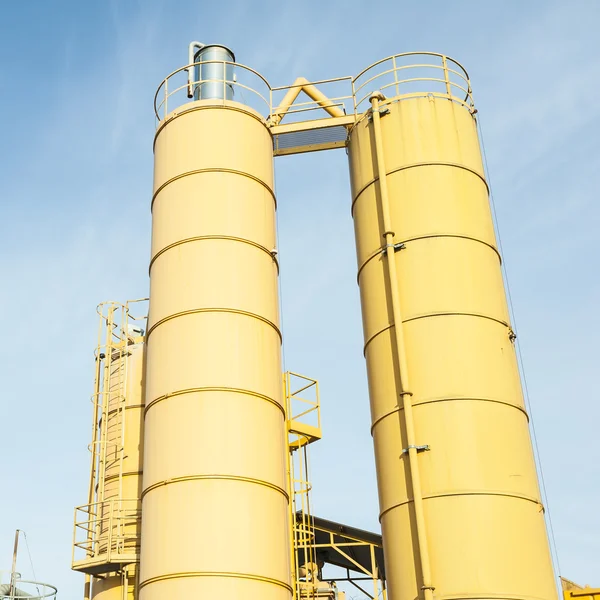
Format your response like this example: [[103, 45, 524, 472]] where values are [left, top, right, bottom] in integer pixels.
[[139, 97, 292, 600], [72, 302, 146, 600], [71, 49, 571, 600], [91, 337, 144, 600], [347, 81, 557, 599], [562, 578, 600, 600]]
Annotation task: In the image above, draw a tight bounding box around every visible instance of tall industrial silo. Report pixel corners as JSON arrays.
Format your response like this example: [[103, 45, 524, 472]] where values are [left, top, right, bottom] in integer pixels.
[[347, 55, 556, 600], [138, 44, 293, 600]]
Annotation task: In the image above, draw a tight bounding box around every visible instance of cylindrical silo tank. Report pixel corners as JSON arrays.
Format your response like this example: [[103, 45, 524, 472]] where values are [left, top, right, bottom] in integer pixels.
[[91, 568, 135, 600], [93, 339, 145, 600], [347, 56, 556, 600], [102, 341, 145, 503], [139, 55, 292, 600]]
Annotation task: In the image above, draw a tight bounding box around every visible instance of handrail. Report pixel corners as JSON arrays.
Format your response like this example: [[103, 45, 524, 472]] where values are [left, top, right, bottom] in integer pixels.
[[153, 51, 475, 130], [353, 53, 473, 112], [353, 65, 469, 100], [72, 498, 141, 566], [284, 372, 321, 432], [0, 579, 58, 599], [353, 50, 470, 82], [271, 75, 353, 92], [74, 298, 148, 577], [154, 60, 271, 121]]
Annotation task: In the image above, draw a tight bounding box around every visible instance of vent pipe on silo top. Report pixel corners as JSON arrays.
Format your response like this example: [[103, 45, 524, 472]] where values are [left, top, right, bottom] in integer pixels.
[[186, 41, 235, 101]]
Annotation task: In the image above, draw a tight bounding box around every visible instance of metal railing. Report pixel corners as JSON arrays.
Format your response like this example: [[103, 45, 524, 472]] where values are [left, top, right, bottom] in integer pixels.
[[309, 523, 385, 600], [284, 372, 385, 599], [89, 300, 148, 507], [0, 578, 57, 599], [285, 372, 322, 447], [154, 60, 271, 122], [72, 499, 141, 569], [73, 299, 147, 575], [285, 372, 320, 599], [154, 52, 475, 127], [353, 52, 473, 113]]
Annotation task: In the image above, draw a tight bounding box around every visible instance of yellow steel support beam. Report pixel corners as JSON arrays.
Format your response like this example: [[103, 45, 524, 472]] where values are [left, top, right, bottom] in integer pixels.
[[270, 115, 355, 136], [270, 77, 346, 126]]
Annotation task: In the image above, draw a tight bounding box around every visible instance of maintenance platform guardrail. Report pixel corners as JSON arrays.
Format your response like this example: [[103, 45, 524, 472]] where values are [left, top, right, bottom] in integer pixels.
[[154, 52, 475, 152]]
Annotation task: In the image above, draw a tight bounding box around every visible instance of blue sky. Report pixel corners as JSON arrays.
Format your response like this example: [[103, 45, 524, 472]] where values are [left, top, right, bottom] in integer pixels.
[[0, 0, 598, 596]]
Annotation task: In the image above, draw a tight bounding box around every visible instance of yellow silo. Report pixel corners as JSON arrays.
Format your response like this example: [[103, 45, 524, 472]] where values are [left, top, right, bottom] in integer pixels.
[[347, 55, 557, 600], [71, 47, 565, 600], [91, 337, 144, 600], [138, 45, 292, 600], [71, 301, 145, 600], [92, 337, 145, 600]]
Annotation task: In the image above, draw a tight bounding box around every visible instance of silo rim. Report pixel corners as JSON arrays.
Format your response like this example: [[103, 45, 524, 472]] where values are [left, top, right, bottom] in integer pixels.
[[193, 44, 236, 63]]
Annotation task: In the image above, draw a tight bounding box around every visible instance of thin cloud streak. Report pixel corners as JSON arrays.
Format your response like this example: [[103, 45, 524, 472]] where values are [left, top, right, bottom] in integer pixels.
[[0, 0, 598, 594]]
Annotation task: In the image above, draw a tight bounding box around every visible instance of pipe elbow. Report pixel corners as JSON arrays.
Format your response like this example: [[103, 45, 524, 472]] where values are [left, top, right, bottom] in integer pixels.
[[369, 90, 386, 102]]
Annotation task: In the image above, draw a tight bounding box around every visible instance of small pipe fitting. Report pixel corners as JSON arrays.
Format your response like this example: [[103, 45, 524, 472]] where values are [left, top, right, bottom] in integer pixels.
[[369, 91, 386, 102], [187, 41, 205, 98]]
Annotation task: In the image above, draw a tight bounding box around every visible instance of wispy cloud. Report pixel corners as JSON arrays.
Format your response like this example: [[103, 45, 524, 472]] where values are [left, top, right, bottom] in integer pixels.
[[1, 0, 599, 593]]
